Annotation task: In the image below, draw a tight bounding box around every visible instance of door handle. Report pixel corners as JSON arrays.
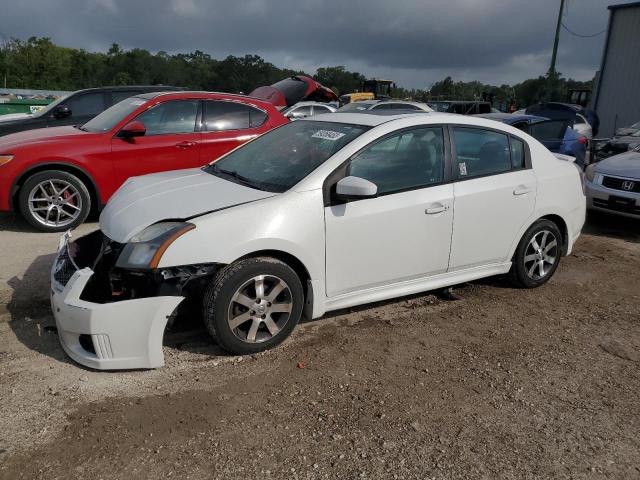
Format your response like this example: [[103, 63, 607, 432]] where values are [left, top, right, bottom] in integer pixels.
[[425, 203, 448, 215], [513, 185, 532, 196], [176, 141, 196, 149]]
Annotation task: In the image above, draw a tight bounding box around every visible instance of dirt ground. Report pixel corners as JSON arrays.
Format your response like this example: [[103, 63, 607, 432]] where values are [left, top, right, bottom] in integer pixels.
[[0, 211, 639, 480]]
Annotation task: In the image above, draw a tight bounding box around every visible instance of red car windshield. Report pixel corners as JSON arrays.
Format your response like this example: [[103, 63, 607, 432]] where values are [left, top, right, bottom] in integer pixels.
[[82, 97, 148, 132]]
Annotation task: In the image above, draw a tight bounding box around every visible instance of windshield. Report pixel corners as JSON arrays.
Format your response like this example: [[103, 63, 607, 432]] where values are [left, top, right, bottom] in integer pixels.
[[82, 97, 148, 133], [204, 120, 369, 193], [31, 94, 70, 118]]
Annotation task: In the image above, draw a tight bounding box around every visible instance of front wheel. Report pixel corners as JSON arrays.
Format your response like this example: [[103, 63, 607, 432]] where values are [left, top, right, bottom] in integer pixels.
[[509, 219, 562, 288], [203, 257, 304, 355], [18, 170, 91, 232]]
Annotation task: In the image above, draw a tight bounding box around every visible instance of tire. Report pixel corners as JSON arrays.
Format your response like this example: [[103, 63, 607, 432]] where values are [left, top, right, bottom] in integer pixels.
[[18, 170, 91, 232], [509, 219, 562, 288], [203, 257, 304, 355]]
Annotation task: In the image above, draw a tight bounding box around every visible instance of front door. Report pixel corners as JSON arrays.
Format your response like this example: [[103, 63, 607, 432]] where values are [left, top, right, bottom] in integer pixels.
[[111, 99, 202, 186], [325, 126, 454, 297], [448, 126, 536, 270]]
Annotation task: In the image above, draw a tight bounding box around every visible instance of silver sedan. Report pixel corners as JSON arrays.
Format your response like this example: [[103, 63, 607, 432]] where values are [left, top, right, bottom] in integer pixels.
[[585, 150, 640, 218]]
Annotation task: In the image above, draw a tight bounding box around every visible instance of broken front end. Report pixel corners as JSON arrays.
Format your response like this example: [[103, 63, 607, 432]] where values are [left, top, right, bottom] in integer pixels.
[[50, 228, 217, 370]]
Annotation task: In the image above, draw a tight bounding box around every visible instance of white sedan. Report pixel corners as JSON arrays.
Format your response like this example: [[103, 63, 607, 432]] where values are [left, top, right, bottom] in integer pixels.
[[50, 112, 586, 369]]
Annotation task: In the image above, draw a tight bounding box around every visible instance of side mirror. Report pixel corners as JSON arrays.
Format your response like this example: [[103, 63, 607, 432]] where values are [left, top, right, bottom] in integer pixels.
[[53, 105, 72, 119], [119, 121, 146, 138], [335, 176, 378, 201]]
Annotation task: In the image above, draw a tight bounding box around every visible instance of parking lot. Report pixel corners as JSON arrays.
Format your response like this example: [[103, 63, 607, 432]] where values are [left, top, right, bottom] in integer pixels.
[[0, 211, 637, 479]]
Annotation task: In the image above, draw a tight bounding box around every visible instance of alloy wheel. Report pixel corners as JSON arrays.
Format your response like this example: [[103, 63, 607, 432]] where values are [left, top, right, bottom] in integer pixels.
[[227, 275, 293, 343], [27, 179, 82, 228], [523, 230, 558, 280]]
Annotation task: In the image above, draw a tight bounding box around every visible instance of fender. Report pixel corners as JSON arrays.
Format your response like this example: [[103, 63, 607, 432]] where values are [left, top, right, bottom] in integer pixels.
[[506, 210, 572, 261], [10, 161, 103, 211]]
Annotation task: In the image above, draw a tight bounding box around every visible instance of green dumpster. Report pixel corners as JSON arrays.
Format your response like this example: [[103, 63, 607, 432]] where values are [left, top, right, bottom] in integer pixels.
[[0, 98, 53, 116]]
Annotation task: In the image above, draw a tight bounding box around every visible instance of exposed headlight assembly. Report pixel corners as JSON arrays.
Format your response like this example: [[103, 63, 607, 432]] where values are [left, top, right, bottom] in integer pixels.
[[116, 222, 195, 269]]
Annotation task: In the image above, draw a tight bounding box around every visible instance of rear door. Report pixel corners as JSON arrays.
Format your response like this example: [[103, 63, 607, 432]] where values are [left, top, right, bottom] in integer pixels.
[[199, 100, 269, 163], [449, 126, 536, 270], [111, 99, 202, 185]]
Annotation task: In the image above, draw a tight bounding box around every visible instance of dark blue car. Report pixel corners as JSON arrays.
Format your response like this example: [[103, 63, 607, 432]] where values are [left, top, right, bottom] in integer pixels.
[[475, 113, 587, 167]]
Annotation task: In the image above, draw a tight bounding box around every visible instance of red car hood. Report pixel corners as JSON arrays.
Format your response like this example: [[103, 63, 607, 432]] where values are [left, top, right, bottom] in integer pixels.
[[0, 126, 97, 149]]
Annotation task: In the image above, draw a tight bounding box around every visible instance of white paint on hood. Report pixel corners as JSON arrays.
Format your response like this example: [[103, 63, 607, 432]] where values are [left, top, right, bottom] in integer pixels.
[[99, 168, 277, 243]]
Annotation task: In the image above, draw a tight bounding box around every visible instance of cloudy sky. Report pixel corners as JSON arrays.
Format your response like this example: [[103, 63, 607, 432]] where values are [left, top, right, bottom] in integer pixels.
[[0, 0, 620, 88]]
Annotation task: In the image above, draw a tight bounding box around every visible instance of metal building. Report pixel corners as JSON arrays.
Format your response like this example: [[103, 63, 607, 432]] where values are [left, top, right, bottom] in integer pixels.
[[591, 1, 640, 137]]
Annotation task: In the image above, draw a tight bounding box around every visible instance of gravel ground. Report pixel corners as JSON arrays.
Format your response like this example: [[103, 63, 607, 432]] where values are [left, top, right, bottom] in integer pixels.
[[0, 211, 639, 480]]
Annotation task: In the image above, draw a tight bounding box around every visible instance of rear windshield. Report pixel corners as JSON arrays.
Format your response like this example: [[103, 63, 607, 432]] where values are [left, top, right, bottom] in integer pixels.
[[82, 97, 147, 132]]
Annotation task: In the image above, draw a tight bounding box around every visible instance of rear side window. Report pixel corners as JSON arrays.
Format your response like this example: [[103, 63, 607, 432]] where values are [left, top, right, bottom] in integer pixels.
[[204, 101, 267, 131], [349, 127, 445, 195], [65, 93, 106, 116], [510, 137, 526, 169], [452, 127, 511, 178]]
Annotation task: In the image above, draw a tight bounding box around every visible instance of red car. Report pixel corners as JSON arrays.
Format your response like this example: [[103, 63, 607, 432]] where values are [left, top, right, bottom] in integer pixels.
[[0, 91, 288, 231], [250, 75, 338, 109]]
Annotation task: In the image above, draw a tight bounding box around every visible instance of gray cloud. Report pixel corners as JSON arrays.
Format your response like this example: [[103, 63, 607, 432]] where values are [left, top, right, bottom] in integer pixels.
[[0, 0, 616, 87]]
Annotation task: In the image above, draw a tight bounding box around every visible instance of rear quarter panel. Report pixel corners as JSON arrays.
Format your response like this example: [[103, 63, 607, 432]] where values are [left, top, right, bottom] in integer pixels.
[[519, 139, 585, 256]]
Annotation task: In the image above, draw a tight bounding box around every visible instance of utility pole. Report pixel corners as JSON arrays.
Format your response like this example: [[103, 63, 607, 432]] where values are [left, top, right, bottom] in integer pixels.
[[547, 0, 566, 101]]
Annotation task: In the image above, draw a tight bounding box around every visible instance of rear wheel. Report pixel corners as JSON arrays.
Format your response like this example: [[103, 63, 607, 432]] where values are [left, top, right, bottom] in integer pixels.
[[509, 219, 562, 288], [203, 257, 304, 355], [18, 170, 91, 232]]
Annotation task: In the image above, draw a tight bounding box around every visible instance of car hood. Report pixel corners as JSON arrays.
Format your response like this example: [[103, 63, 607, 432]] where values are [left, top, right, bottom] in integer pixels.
[[0, 125, 93, 148], [99, 168, 278, 243], [594, 151, 640, 179]]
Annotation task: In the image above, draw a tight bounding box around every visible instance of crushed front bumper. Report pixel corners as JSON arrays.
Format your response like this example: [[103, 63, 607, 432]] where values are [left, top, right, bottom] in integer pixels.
[[50, 233, 184, 370]]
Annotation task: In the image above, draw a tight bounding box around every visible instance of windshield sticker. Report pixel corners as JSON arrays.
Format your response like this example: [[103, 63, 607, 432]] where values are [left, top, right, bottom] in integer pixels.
[[459, 162, 467, 176], [312, 130, 346, 141]]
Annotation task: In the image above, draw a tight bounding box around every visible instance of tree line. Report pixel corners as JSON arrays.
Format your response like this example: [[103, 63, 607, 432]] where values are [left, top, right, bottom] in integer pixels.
[[1, 37, 592, 109]]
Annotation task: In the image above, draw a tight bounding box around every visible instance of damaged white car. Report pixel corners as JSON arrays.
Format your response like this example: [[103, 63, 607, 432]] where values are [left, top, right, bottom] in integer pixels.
[[51, 113, 586, 370]]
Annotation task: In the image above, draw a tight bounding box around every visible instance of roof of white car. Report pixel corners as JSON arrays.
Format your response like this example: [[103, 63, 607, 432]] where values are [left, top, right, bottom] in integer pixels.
[[303, 112, 498, 128]]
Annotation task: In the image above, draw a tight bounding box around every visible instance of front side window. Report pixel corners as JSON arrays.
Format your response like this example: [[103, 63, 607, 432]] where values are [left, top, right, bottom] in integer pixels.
[[65, 92, 106, 116], [205, 121, 368, 192], [349, 127, 445, 195], [135, 100, 199, 135], [452, 127, 510, 178], [204, 101, 267, 131]]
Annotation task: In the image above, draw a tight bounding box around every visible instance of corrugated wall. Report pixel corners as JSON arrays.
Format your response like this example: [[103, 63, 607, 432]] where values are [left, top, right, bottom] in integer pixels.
[[594, 5, 640, 137]]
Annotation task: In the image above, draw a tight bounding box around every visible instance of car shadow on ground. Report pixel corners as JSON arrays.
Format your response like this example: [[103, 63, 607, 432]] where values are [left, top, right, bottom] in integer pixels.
[[5, 252, 80, 366], [583, 211, 640, 243], [0, 213, 38, 233]]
